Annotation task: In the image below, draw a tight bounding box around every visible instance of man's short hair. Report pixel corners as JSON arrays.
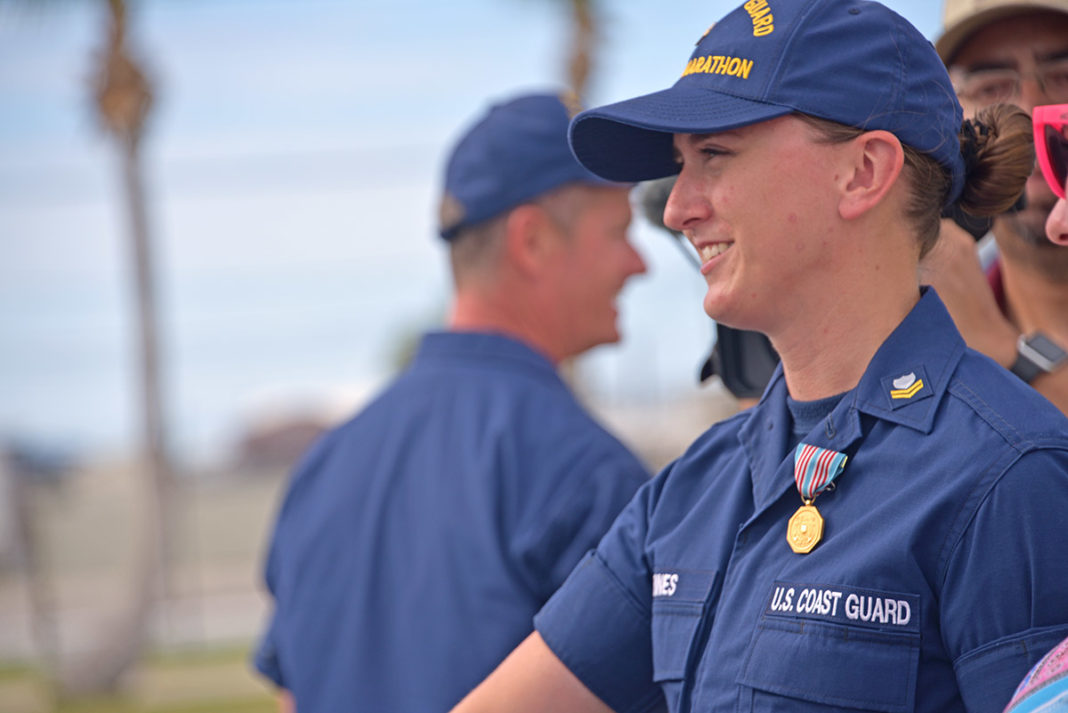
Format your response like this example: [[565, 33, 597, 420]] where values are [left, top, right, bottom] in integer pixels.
[[447, 182, 597, 286]]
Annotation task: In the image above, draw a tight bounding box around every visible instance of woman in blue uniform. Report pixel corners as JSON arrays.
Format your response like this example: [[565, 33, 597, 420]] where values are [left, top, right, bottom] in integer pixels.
[[453, 1, 1068, 712]]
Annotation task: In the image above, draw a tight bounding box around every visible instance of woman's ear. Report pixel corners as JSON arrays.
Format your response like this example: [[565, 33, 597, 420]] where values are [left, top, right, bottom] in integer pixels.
[[838, 130, 905, 221]]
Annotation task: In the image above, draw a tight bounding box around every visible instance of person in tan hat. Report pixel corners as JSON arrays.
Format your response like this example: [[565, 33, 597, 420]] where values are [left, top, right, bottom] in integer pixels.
[[922, 0, 1068, 414]]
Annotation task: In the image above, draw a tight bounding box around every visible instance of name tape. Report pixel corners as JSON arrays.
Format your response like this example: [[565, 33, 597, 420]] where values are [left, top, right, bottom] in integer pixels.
[[765, 581, 920, 632]]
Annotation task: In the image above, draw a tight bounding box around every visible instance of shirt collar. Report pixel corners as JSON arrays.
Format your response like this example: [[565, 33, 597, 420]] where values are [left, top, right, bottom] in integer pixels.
[[739, 288, 966, 512], [414, 330, 562, 381], [850, 287, 965, 434]]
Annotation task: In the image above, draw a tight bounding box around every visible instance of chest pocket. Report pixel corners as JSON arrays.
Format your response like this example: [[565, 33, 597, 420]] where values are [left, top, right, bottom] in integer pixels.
[[737, 616, 920, 712], [651, 569, 719, 708]]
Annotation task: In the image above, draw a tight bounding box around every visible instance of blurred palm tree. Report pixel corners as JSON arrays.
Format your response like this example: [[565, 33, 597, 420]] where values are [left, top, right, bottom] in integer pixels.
[[554, 0, 601, 389], [565, 0, 596, 99], [13, 0, 177, 697], [63, 0, 175, 696]]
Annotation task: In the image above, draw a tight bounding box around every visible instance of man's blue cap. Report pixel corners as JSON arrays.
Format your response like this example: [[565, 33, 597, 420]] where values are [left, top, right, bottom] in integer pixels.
[[439, 92, 615, 241], [569, 0, 967, 206]]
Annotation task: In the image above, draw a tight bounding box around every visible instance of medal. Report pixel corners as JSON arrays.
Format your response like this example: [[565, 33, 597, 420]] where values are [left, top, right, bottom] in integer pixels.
[[787, 502, 823, 554], [788, 443, 847, 554]]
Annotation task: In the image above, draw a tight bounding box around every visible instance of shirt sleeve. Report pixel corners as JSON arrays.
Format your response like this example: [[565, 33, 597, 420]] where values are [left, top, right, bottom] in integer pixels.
[[534, 474, 666, 713], [511, 444, 650, 602], [253, 612, 285, 688], [252, 493, 290, 689], [941, 447, 1068, 712]]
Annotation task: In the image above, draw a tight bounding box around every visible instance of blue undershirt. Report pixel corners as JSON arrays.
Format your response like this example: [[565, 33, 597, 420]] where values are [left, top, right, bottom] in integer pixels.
[[786, 391, 846, 453]]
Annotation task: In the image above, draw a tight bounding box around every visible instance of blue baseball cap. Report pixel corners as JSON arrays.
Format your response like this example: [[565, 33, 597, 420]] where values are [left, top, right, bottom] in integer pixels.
[[439, 92, 615, 241], [568, 0, 967, 205]]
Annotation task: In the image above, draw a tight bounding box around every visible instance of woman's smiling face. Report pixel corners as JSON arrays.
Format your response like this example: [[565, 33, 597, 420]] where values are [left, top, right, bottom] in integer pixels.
[[664, 115, 848, 336]]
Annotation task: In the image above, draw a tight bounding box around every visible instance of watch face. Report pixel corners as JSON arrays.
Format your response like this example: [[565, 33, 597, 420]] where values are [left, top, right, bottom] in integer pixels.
[[1025, 333, 1068, 363]]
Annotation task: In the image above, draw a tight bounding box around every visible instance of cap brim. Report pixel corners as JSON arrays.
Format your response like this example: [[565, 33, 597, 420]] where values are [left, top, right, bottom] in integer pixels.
[[935, 2, 1068, 63], [569, 83, 792, 182]]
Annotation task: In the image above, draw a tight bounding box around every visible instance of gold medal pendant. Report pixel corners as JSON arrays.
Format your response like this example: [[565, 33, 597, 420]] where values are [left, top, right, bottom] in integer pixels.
[[790, 443, 847, 554], [787, 502, 824, 554]]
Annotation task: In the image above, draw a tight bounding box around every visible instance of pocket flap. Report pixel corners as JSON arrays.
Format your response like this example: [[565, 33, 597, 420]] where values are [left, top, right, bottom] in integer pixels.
[[651, 568, 718, 682], [738, 618, 919, 713]]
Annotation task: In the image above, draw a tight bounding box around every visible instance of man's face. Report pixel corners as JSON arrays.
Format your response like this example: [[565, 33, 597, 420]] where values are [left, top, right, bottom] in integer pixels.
[[950, 11, 1068, 246], [546, 185, 646, 358]]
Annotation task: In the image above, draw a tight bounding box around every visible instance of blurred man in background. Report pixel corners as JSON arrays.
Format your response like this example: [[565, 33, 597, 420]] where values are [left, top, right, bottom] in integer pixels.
[[253, 91, 650, 713], [922, 0, 1068, 414]]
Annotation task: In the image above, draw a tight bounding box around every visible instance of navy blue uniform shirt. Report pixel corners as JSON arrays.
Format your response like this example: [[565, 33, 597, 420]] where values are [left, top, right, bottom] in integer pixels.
[[536, 290, 1068, 713], [254, 331, 649, 712]]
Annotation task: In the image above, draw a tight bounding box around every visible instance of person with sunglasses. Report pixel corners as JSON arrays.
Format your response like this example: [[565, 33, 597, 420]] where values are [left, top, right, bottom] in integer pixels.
[[1035, 103, 1068, 245], [921, 0, 1068, 416], [452, 1, 1068, 712]]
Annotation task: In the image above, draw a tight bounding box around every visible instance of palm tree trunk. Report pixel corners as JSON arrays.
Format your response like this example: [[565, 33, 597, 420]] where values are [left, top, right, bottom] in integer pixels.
[[568, 0, 595, 99], [56, 0, 174, 696]]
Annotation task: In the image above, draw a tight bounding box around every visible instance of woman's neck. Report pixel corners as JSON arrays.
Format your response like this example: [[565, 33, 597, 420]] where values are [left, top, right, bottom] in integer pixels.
[[773, 282, 921, 401]]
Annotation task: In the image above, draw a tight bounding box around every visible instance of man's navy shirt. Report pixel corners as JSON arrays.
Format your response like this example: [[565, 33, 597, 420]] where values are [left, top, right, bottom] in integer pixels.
[[254, 331, 649, 712], [536, 290, 1068, 713]]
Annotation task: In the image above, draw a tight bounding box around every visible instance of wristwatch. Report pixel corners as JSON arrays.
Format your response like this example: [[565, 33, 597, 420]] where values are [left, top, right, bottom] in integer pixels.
[[1009, 332, 1068, 384]]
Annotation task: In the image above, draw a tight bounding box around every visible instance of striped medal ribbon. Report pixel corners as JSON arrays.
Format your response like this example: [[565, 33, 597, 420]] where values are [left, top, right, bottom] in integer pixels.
[[787, 443, 848, 554]]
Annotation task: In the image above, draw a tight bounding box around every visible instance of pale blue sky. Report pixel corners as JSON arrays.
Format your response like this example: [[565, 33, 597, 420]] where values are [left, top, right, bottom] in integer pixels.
[[0, 0, 945, 460]]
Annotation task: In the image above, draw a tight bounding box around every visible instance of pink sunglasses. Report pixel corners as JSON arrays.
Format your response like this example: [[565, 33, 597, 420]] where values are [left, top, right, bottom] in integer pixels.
[[1034, 104, 1068, 200]]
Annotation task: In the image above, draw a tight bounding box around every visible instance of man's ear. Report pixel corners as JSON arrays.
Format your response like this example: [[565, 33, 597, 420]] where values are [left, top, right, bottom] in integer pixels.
[[503, 204, 557, 275], [838, 130, 904, 221]]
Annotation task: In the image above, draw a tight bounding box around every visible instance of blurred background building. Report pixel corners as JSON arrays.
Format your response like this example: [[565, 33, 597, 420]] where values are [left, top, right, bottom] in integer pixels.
[[0, 1, 941, 710]]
